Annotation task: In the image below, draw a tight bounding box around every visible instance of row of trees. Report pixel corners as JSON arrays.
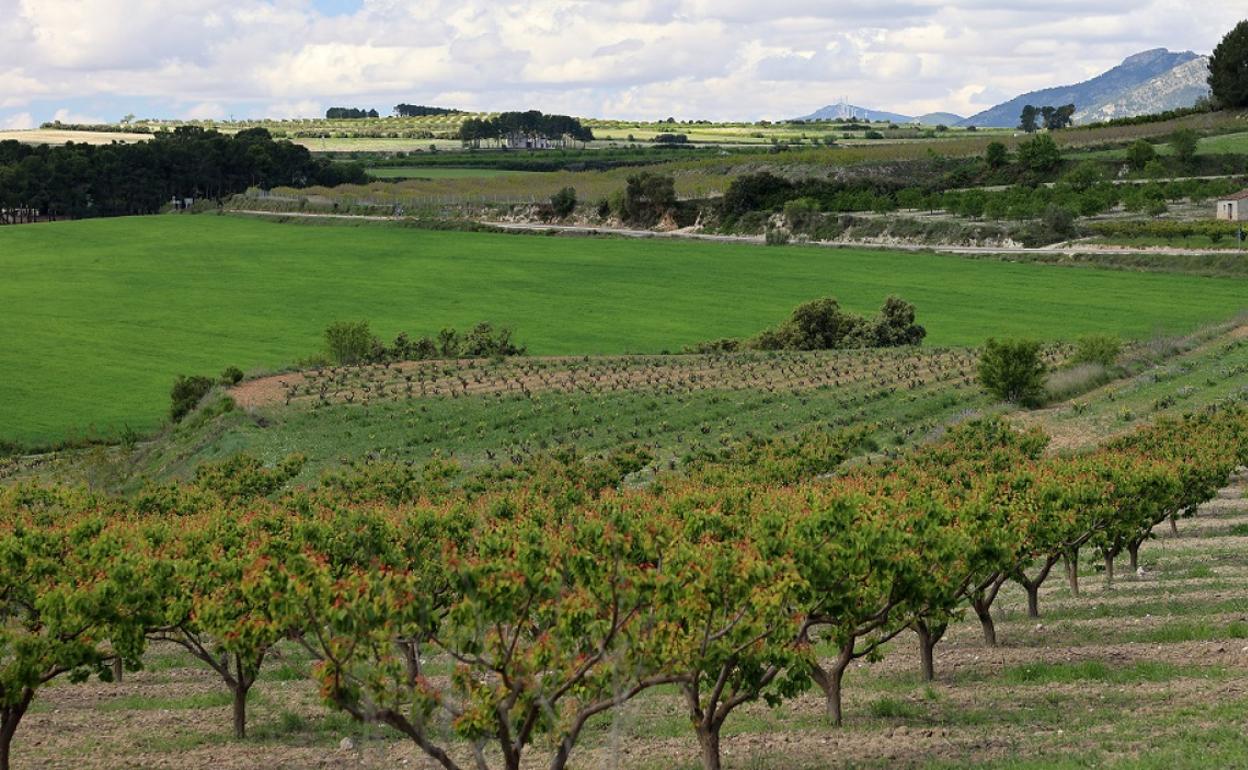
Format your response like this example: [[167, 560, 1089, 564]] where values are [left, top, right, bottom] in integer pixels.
[[325, 107, 380, 119], [0, 127, 366, 222], [688, 296, 926, 353], [458, 111, 594, 148], [3, 404, 1244, 770], [393, 104, 461, 117]]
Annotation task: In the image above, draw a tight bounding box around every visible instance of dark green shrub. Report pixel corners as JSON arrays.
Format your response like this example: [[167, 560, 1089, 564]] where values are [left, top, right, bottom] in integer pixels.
[[619, 172, 676, 227], [220, 366, 244, 385], [550, 187, 577, 218], [978, 339, 1047, 407], [1126, 140, 1156, 171], [170, 375, 215, 422]]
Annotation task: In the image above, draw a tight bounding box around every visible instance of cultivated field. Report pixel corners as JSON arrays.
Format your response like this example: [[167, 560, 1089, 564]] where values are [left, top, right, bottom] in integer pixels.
[[3, 216, 1246, 446], [9, 471, 1248, 770]]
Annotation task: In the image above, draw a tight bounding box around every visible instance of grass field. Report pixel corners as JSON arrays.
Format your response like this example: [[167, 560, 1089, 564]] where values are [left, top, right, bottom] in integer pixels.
[[2, 215, 1246, 446], [364, 167, 539, 179]]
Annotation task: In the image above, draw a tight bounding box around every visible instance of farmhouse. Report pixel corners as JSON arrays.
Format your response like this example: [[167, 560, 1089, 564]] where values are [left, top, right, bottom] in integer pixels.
[[1215, 190, 1248, 221]]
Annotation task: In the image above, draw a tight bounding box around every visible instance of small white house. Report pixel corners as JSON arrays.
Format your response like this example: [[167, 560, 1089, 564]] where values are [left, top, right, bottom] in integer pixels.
[[1216, 190, 1248, 221]]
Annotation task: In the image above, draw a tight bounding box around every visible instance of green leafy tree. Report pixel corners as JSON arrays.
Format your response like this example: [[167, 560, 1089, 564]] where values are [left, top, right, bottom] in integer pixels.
[[1017, 134, 1061, 173], [1170, 129, 1200, 166], [0, 490, 164, 770], [549, 187, 577, 218], [978, 338, 1047, 407], [1126, 140, 1157, 171], [325, 320, 379, 365], [620, 172, 677, 227], [1209, 20, 1248, 108], [984, 141, 1010, 168], [1019, 105, 1039, 133]]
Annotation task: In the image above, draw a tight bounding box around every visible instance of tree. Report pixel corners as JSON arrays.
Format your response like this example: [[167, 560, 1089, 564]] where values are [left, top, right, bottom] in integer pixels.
[[619, 172, 677, 227], [1208, 20, 1248, 108], [1016, 134, 1061, 173], [1043, 104, 1076, 130], [1019, 105, 1039, 133], [1170, 129, 1200, 166], [549, 186, 577, 218], [868, 296, 927, 347], [984, 141, 1009, 169], [0, 490, 164, 770], [1126, 140, 1157, 171], [978, 338, 1047, 407]]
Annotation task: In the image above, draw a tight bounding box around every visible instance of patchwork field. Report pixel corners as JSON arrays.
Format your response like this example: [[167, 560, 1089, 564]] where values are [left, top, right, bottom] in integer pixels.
[[2, 215, 1247, 445]]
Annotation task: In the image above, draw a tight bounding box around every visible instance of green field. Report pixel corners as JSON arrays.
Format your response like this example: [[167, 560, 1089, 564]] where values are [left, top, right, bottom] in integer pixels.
[[2, 215, 1246, 445], [364, 166, 539, 179]]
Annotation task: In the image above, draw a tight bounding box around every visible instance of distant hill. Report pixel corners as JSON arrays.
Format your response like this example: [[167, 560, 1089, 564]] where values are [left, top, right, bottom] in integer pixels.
[[960, 49, 1209, 128], [1074, 57, 1211, 124], [913, 112, 964, 127], [795, 105, 964, 126]]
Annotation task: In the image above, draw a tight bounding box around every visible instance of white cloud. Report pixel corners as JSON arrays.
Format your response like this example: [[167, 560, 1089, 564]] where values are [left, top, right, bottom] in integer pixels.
[[0, 0, 1240, 122], [51, 108, 106, 124], [1, 112, 35, 130]]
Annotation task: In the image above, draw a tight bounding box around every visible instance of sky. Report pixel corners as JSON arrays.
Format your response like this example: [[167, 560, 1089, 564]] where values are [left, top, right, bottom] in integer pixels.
[[0, 0, 1241, 129]]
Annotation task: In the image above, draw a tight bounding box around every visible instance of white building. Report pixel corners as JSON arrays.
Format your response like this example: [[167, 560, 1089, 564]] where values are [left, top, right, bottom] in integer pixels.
[[1215, 190, 1248, 221]]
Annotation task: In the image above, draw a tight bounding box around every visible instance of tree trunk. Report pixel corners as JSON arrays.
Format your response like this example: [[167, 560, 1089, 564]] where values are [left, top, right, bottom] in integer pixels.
[[113, 657, 124, 684], [811, 641, 854, 727], [696, 724, 722, 770], [233, 683, 248, 740], [1128, 540, 1142, 574], [1026, 583, 1041, 619], [0, 693, 32, 770], [1103, 552, 1115, 590], [1169, 515, 1179, 537], [1064, 550, 1080, 596], [972, 596, 997, 647], [915, 620, 945, 682]]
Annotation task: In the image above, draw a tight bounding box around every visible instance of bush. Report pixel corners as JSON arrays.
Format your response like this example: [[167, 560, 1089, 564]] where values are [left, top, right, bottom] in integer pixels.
[[170, 375, 215, 422], [325, 320, 379, 365], [978, 339, 1047, 407], [219, 366, 244, 385], [1042, 205, 1076, 237], [1170, 129, 1200, 166], [985, 141, 1009, 169], [1017, 134, 1061, 173], [550, 187, 577, 218], [1073, 334, 1122, 367], [1126, 140, 1156, 171], [619, 172, 677, 227]]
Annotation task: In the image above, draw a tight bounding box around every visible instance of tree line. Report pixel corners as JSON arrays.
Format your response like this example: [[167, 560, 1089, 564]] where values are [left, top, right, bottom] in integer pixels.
[[458, 111, 594, 147], [325, 107, 380, 119], [1, 401, 1244, 770], [393, 104, 461, 117], [0, 127, 367, 222]]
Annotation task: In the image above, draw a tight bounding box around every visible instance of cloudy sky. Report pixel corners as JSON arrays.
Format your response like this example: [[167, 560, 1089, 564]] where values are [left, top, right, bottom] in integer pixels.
[[0, 0, 1240, 128]]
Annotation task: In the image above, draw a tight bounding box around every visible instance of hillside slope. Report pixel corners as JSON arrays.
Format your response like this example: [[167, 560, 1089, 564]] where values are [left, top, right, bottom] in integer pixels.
[[962, 49, 1207, 128]]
